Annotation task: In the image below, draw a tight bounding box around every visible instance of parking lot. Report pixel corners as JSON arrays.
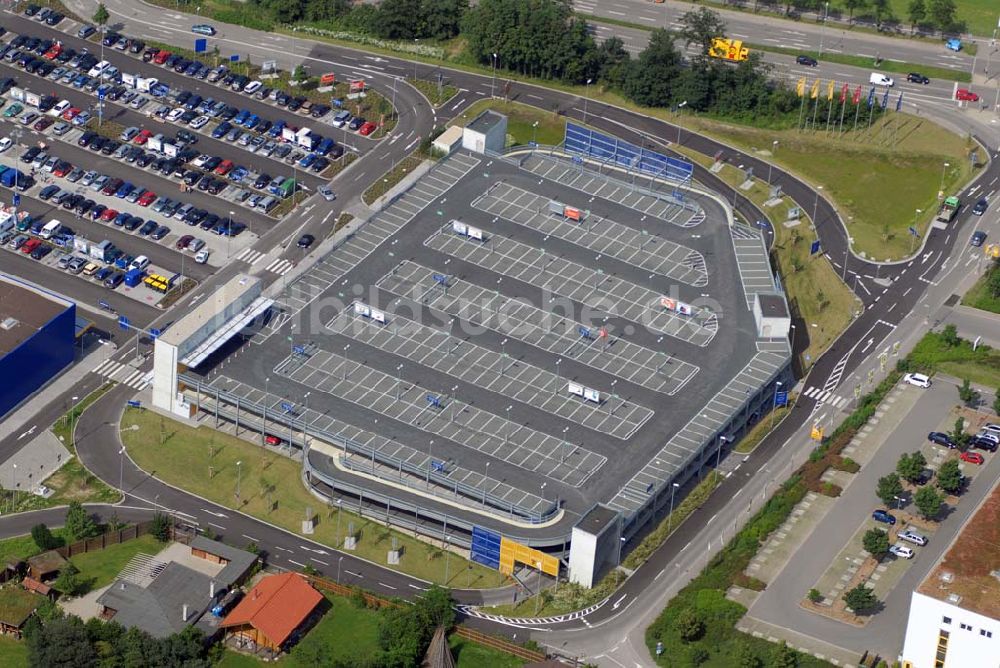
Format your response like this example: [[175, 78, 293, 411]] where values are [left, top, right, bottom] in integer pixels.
[[192, 146, 761, 532]]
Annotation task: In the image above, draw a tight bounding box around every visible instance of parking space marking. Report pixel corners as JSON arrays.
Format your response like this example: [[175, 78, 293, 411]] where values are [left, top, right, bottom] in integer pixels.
[[275, 348, 607, 487], [327, 309, 654, 439], [472, 182, 708, 286], [424, 229, 719, 346], [378, 262, 700, 395], [518, 153, 703, 227]]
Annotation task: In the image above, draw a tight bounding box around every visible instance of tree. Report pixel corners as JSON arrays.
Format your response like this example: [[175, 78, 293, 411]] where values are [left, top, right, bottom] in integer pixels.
[[958, 379, 979, 407], [771, 641, 798, 668], [937, 459, 963, 494], [927, 0, 957, 30], [870, 0, 891, 26], [993, 387, 1000, 416], [149, 512, 171, 542], [842, 0, 868, 24], [896, 451, 928, 483], [735, 641, 762, 668], [27, 615, 98, 668], [907, 0, 926, 31], [422, 0, 468, 40], [989, 261, 1000, 298], [53, 563, 84, 597], [418, 585, 455, 629], [862, 528, 890, 559], [875, 473, 903, 507], [915, 485, 944, 519], [622, 29, 684, 108], [676, 607, 705, 641], [843, 584, 879, 614], [31, 523, 59, 551], [64, 502, 98, 542], [92, 3, 109, 26], [941, 323, 960, 346], [678, 7, 727, 55], [807, 588, 823, 603], [951, 417, 969, 447]]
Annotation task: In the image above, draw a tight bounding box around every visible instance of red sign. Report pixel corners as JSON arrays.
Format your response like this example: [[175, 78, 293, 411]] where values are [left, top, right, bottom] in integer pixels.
[[660, 297, 676, 310], [320, 72, 336, 86], [349, 79, 365, 93], [564, 206, 581, 221]]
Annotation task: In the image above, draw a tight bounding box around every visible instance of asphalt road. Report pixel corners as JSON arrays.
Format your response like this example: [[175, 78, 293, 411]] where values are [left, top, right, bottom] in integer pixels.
[[579, 0, 979, 74], [1, 1, 998, 664]]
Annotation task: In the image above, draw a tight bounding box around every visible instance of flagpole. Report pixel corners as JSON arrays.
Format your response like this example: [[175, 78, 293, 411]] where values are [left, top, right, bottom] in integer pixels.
[[798, 93, 806, 131], [838, 95, 847, 135], [852, 97, 861, 135]]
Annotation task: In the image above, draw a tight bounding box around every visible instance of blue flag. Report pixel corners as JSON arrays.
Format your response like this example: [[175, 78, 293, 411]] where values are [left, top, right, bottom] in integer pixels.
[[866, 86, 876, 108], [895, 92, 903, 112], [881, 88, 890, 109]]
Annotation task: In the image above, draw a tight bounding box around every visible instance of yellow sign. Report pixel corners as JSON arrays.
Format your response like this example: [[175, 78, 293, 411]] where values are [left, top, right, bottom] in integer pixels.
[[985, 243, 1000, 259], [827, 80, 835, 101], [499, 538, 559, 577], [708, 37, 749, 62], [811, 425, 824, 441]]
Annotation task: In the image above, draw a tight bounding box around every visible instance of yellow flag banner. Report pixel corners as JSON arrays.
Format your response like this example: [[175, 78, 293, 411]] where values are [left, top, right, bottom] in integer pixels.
[[796, 77, 806, 97], [810, 78, 820, 99], [827, 79, 835, 101]]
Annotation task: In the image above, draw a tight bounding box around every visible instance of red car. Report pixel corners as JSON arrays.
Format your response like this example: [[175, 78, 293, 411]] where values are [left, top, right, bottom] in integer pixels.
[[956, 88, 979, 102], [960, 451, 985, 465], [43, 45, 62, 60], [61, 107, 80, 121], [137, 191, 156, 207], [358, 121, 376, 136], [52, 162, 72, 177], [100, 208, 119, 222], [265, 435, 282, 446], [33, 117, 54, 132], [175, 234, 194, 249], [153, 50, 171, 65], [134, 129, 153, 145], [20, 238, 41, 254], [214, 159, 234, 176]]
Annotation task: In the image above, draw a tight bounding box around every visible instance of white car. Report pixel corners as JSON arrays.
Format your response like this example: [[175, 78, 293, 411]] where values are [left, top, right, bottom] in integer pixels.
[[889, 544, 914, 559], [0, 137, 12, 152], [167, 107, 186, 122], [49, 99, 71, 117], [903, 373, 931, 388], [192, 154, 211, 168], [244, 80, 262, 95], [194, 249, 210, 264], [189, 115, 210, 129], [318, 185, 336, 201], [898, 529, 927, 546]]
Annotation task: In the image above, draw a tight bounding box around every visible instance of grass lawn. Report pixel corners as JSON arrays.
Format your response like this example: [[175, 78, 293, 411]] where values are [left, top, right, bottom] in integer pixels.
[[0, 586, 39, 630], [734, 404, 794, 454], [363, 154, 426, 205], [887, 0, 996, 37], [450, 99, 566, 147], [407, 78, 459, 107], [449, 634, 524, 668], [678, 150, 858, 369], [910, 331, 1000, 389], [961, 260, 1000, 314], [120, 409, 507, 588], [680, 113, 978, 261], [69, 534, 165, 593], [0, 529, 70, 567], [0, 635, 28, 668]]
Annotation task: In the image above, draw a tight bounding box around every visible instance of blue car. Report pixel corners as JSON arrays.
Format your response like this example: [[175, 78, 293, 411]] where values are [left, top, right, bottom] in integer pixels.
[[94, 266, 113, 282], [298, 153, 317, 169], [115, 182, 135, 199], [315, 138, 335, 156], [268, 120, 285, 138], [211, 121, 232, 139], [150, 83, 169, 97], [245, 114, 260, 130], [72, 73, 89, 88], [946, 38, 962, 52], [229, 166, 249, 183], [233, 109, 250, 126], [872, 509, 896, 525], [113, 211, 130, 226]]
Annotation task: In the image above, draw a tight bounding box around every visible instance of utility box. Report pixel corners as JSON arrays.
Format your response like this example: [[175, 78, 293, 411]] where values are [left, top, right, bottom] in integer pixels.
[[462, 111, 507, 155]]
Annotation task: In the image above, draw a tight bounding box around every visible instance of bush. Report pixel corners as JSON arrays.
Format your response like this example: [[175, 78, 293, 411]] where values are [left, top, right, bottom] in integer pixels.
[[876, 473, 903, 506], [149, 513, 171, 542], [31, 524, 59, 551], [862, 528, 890, 559], [676, 608, 705, 642], [807, 588, 822, 603], [937, 459, 963, 494], [914, 485, 944, 520], [843, 584, 878, 614]]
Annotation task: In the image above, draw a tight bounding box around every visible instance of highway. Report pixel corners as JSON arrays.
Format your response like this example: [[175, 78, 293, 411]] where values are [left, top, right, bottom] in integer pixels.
[[0, 0, 997, 665]]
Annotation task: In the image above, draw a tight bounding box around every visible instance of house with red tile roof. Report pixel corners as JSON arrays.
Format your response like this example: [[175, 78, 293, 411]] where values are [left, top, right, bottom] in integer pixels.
[[220, 573, 323, 653]]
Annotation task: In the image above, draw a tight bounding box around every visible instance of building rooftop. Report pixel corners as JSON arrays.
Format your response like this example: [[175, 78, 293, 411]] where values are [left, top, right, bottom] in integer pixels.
[[159, 273, 259, 349], [189, 536, 259, 586], [466, 110, 505, 135], [26, 550, 67, 577], [0, 274, 72, 357], [917, 480, 1000, 620], [220, 573, 322, 648], [575, 505, 619, 536], [757, 293, 789, 318]]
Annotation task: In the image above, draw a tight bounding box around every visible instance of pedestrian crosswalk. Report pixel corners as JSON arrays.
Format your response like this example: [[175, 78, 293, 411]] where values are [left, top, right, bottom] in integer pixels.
[[234, 248, 266, 265], [803, 386, 848, 409], [232, 248, 294, 275], [263, 258, 294, 276], [92, 359, 153, 390]]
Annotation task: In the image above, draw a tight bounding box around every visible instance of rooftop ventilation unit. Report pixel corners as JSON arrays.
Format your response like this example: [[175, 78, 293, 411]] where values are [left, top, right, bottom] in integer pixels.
[[0, 317, 18, 330]]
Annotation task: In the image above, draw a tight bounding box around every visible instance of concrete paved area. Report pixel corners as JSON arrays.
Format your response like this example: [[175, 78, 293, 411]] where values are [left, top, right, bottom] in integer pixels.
[[0, 430, 72, 496]]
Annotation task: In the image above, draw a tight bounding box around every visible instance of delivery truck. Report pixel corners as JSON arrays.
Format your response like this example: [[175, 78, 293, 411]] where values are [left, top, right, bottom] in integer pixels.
[[89, 240, 117, 263], [936, 196, 960, 223]]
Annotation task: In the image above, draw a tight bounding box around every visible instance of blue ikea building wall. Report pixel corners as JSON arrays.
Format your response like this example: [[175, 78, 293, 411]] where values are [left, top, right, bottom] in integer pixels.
[[0, 302, 75, 418]]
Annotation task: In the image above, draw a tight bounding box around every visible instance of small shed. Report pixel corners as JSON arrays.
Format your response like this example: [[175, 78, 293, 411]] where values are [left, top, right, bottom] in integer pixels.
[[0, 586, 40, 637], [462, 111, 507, 155], [433, 126, 464, 156], [27, 550, 67, 582], [21, 577, 55, 600]]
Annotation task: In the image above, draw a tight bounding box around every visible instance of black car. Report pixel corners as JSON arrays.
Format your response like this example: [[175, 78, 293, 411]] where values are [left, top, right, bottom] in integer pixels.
[[972, 198, 988, 216], [100, 140, 120, 155], [311, 157, 330, 173], [38, 184, 59, 201], [297, 234, 315, 248], [102, 32, 120, 48], [90, 204, 107, 220], [151, 225, 170, 240], [89, 136, 107, 152], [136, 152, 155, 168], [928, 431, 956, 448], [176, 129, 198, 145], [76, 199, 95, 215], [129, 40, 145, 54], [44, 12, 65, 26], [62, 194, 83, 210], [24, 4, 40, 16], [311, 104, 331, 118], [207, 179, 226, 195], [30, 244, 51, 260], [138, 220, 158, 236], [348, 116, 365, 131], [183, 171, 203, 187], [796, 55, 818, 67], [78, 131, 97, 147], [124, 215, 143, 231], [906, 72, 930, 84], [253, 174, 271, 190], [21, 146, 41, 164], [971, 231, 987, 247], [973, 435, 998, 452], [104, 271, 124, 289]]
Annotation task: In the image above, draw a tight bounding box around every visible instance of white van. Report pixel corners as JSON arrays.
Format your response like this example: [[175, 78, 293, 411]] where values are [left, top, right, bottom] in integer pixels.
[[39, 219, 62, 240], [129, 255, 150, 272], [48, 100, 71, 117], [869, 72, 894, 87], [88, 60, 110, 78]]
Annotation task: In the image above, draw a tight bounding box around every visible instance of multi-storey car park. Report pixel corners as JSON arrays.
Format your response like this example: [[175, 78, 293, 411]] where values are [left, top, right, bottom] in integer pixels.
[[151, 113, 793, 587]]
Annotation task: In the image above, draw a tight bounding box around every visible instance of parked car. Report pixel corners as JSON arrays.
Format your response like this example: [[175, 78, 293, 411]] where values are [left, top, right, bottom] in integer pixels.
[[928, 432, 956, 448], [872, 509, 896, 525], [960, 451, 985, 465], [902, 373, 931, 388], [889, 544, 914, 559], [898, 529, 927, 546]]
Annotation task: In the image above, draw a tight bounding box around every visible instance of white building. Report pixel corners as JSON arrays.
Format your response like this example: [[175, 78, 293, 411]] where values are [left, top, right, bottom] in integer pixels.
[[900, 484, 1000, 668], [461, 111, 507, 155]]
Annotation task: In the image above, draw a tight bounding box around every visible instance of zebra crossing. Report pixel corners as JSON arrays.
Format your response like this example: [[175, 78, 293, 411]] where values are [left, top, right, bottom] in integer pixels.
[[802, 386, 849, 409], [232, 248, 295, 276], [92, 358, 154, 390]]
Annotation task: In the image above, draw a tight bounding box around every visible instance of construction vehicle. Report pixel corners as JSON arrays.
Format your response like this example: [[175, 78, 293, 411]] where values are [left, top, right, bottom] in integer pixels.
[[708, 38, 749, 63], [936, 196, 960, 223]]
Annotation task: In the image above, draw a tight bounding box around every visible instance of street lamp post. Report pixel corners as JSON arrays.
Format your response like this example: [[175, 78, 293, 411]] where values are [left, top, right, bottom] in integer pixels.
[[337, 556, 344, 584], [583, 78, 592, 124], [490, 53, 498, 98], [911, 209, 922, 253], [119, 447, 126, 493], [715, 435, 728, 482], [818, 2, 830, 57], [667, 482, 680, 533], [531, 121, 539, 147], [235, 460, 242, 500], [335, 498, 343, 546], [444, 536, 452, 584], [262, 376, 270, 445], [769, 381, 783, 431], [768, 140, 778, 185], [69, 395, 79, 446], [939, 162, 950, 198]]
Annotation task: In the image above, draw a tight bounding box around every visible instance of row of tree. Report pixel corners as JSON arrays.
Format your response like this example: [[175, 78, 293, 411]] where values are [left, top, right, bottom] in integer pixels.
[[250, 0, 467, 40], [726, 0, 961, 32]]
